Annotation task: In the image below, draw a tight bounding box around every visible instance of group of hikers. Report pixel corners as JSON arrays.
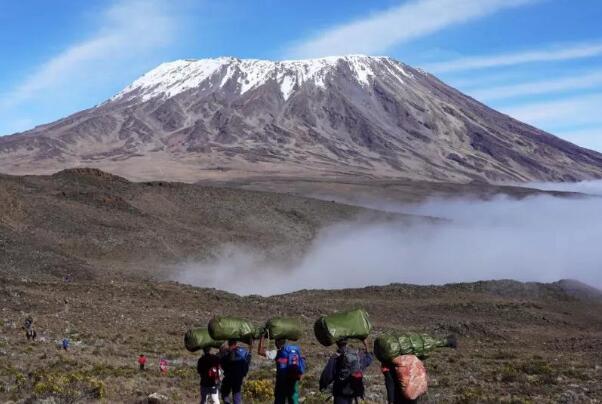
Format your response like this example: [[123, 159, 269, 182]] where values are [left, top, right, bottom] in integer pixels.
[[195, 336, 365, 404], [187, 310, 459, 404], [22, 317, 70, 350], [22, 310, 457, 403]]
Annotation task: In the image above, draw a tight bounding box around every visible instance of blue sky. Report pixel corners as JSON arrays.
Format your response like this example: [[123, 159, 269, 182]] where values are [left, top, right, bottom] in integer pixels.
[[2, 0, 602, 151]]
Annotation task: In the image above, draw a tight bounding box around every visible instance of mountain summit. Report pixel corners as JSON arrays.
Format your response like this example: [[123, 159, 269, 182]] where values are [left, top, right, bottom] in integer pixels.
[[2, 55, 602, 183]]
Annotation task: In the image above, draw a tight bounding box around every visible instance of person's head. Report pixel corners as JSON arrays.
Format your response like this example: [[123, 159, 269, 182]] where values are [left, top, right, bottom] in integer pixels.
[[336, 339, 348, 350], [139, 354, 144, 357], [203, 347, 211, 355], [228, 339, 238, 349], [275, 339, 287, 349]]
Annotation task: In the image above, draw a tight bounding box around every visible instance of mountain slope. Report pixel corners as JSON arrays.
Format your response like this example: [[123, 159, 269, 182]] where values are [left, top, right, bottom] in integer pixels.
[[2, 55, 602, 183], [0, 168, 411, 280]]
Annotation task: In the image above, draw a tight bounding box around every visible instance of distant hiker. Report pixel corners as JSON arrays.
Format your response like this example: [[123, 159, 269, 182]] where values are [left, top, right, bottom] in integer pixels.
[[62, 338, 70, 351], [159, 358, 169, 374], [138, 354, 147, 371], [258, 336, 305, 404], [220, 339, 252, 404], [23, 317, 36, 341], [197, 347, 222, 404], [320, 338, 373, 404]]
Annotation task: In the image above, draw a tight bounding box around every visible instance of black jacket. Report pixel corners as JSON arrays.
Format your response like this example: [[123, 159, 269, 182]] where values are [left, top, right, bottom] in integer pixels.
[[197, 353, 220, 387]]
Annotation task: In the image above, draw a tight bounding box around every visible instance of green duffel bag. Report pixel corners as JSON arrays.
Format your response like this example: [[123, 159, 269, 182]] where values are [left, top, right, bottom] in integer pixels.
[[208, 316, 256, 342], [265, 317, 303, 341], [184, 328, 225, 352], [374, 333, 448, 363], [314, 309, 372, 346]]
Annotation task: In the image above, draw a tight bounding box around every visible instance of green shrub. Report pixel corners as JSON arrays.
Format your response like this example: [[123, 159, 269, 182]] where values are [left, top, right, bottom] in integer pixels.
[[244, 379, 274, 402], [454, 386, 488, 403], [32, 371, 106, 401], [519, 361, 553, 376], [500, 364, 519, 383]]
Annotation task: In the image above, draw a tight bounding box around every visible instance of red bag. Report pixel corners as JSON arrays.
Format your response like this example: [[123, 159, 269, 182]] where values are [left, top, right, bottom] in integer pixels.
[[392, 355, 428, 400]]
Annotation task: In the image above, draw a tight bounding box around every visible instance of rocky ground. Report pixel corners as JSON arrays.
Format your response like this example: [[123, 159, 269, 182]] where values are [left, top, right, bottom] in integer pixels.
[[1, 276, 601, 403], [196, 175, 576, 205]]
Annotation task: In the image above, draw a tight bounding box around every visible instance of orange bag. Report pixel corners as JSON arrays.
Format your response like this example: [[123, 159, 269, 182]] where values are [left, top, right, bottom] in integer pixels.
[[392, 354, 428, 400]]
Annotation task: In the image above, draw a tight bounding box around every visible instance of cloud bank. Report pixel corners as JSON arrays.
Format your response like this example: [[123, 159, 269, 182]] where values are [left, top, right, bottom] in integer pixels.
[[173, 190, 602, 296]]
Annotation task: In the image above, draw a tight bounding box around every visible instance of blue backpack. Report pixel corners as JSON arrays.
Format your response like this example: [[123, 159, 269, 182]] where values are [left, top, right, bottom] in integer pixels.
[[276, 345, 306, 379], [231, 347, 249, 362]]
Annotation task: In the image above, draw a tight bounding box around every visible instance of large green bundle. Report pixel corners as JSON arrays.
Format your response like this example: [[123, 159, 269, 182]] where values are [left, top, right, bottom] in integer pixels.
[[184, 328, 225, 352], [208, 317, 256, 342], [265, 317, 303, 341], [374, 333, 448, 363], [314, 309, 372, 346]]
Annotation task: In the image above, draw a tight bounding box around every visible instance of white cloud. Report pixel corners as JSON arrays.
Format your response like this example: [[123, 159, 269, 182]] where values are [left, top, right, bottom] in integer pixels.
[[1, 0, 181, 109], [286, 0, 538, 58], [426, 42, 602, 73], [174, 195, 602, 295], [468, 70, 602, 101], [555, 128, 602, 152], [501, 93, 602, 128], [499, 93, 602, 152], [527, 179, 602, 196]]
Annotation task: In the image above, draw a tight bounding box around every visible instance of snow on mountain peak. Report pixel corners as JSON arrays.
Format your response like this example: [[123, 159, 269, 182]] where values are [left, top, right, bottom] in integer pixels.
[[112, 55, 409, 102]]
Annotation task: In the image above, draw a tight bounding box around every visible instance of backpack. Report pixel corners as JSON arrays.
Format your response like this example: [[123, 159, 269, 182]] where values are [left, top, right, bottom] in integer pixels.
[[206, 364, 220, 385], [226, 347, 250, 378], [276, 345, 306, 380], [230, 347, 249, 362], [202, 355, 221, 385], [336, 349, 364, 398], [392, 355, 428, 400]]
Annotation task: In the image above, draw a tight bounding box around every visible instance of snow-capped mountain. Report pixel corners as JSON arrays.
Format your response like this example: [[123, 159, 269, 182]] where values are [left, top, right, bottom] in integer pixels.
[[111, 56, 404, 102], [2, 55, 602, 183]]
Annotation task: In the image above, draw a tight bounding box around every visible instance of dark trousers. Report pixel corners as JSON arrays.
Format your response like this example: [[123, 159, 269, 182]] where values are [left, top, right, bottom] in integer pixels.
[[221, 378, 242, 404], [275, 380, 299, 404], [383, 370, 421, 403], [333, 396, 358, 404]]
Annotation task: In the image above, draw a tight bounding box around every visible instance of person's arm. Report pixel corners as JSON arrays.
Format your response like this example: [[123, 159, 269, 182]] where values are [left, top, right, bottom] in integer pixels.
[[360, 338, 373, 369], [197, 358, 203, 375], [319, 356, 336, 391], [257, 335, 266, 357], [220, 352, 228, 369], [360, 351, 373, 370], [242, 350, 251, 377]]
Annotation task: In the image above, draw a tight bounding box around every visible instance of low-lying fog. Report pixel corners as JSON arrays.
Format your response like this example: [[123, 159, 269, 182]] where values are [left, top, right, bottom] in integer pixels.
[[173, 181, 602, 296]]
